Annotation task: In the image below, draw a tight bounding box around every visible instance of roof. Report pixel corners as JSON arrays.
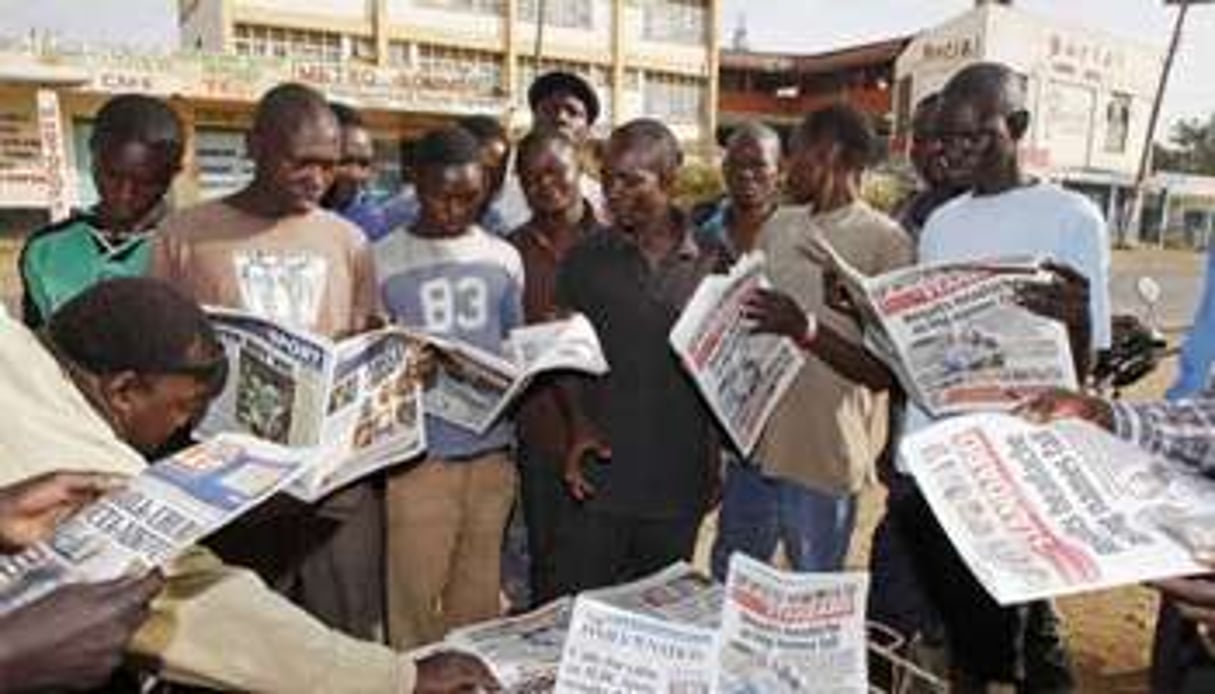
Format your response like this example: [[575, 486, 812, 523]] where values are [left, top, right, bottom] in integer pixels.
[[721, 37, 912, 75]]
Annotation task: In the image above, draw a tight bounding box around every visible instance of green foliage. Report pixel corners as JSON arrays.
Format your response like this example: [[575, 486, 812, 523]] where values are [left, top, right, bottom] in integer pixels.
[[1156, 113, 1215, 176], [674, 160, 724, 210]]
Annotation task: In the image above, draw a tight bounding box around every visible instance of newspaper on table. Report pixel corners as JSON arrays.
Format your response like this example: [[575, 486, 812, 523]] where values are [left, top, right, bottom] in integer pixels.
[[444, 597, 574, 693], [422, 313, 608, 434], [812, 240, 1077, 417], [0, 434, 312, 614], [901, 412, 1215, 605], [670, 253, 805, 456], [198, 308, 426, 502], [717, 554, 868, 694], [585, 560, 724, 629], [554, 596, 718, 694]]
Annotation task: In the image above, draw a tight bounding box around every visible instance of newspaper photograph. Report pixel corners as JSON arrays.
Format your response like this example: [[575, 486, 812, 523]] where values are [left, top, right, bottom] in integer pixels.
[[446, 597, 574, 693], [423, 313, 608, 434], [670, 253, 805, 456], [586, 561, 724, 629], [0, 434, 311, 614], [199, 308, 426, 501], [901, 412, 1214, 605], [813, 241, 1077, 417], [554, 597, 718, 694], [717, 554, 868, 694]]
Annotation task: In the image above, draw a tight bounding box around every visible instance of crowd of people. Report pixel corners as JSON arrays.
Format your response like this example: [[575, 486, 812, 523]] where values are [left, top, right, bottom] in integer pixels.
[[1, 59, 1214, 694]]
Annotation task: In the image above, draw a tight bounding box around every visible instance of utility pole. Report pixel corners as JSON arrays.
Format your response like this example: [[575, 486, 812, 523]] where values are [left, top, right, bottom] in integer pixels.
[[533, 0, 547, 63]]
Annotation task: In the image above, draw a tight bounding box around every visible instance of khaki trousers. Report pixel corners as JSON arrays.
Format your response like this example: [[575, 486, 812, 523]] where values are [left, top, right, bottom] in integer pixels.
[[385, 450, 516, 649]]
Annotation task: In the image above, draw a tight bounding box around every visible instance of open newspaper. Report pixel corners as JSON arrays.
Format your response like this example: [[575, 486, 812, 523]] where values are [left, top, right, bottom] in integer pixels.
[[555, 597, 719, 693], [0, 434, 312, 614], [422, 313, 608, 434], [814, 240, 1077, 417], [585, 560, 724, 629], [199, 308, 426, 502], [718, 554, 868, 694], [901, 412, 1215, 605], [670, 253, 805, 456]]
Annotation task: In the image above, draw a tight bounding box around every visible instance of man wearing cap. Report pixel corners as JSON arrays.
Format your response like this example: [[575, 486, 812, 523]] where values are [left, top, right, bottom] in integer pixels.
[[498, 70, 607, 230]]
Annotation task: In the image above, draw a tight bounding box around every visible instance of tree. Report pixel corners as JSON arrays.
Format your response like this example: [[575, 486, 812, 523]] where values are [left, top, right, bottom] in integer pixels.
[[1155, 113, 1215, 175]]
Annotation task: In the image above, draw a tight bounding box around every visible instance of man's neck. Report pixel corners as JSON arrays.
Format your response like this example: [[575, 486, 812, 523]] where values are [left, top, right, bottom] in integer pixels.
[[973, 160, 1028, 197], [726, 200, 776, 253], [533, 202, 586, 243], [631, 210, 681, 265], [228, 183, 302, 219]]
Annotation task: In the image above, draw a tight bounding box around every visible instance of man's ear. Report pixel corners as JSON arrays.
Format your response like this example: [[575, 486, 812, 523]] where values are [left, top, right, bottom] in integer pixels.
[[98, 371, 143, 419], [1006, 109, 1031, 141]]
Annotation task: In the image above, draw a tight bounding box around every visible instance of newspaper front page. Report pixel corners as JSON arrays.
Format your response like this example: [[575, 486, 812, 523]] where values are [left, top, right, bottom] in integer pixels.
[[200, 308, 426, 501], [901, 412, 1214, 604], [670, 253, 805, 456], [586, 561, 724, 629], [445, 597, 574, 693], [0, 434, 311, 614], [717, 554, 868, 694], [423, 314, 608, 434], [815, 242, 1077, 417], [554, 597, 718, 694]]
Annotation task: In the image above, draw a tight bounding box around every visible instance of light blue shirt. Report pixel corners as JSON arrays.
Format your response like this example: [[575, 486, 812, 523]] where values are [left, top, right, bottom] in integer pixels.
[[1168, 244, 1215, 399]]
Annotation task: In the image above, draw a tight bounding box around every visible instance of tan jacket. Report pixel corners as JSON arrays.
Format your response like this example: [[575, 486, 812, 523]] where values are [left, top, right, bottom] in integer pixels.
[[0, 310, 415, 693], [755, 202, 914, 494]]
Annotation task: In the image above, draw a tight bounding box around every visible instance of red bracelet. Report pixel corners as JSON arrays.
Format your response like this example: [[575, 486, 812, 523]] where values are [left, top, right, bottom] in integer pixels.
[[794, 313, 818, 351]]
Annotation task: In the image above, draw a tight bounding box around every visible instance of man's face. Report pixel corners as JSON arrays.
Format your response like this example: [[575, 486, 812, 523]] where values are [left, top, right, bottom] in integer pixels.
[[416, 162, 485, 237], [105, 373, 216, 457], [909, 106, 949, 188], [252, 113, 340, 214], [92, 140, 179, 231], [534, 92, 590, 143], [519, 142, 582, 217], [723, 137, 780, 211], [936, 98, 1017, 190], [327, 124, 375, 209], [602, 139, 670, 234]]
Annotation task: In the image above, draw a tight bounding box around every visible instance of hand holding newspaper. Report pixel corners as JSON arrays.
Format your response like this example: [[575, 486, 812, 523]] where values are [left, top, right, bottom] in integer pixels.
[[810, 239, 1077, 416], [0, 434, 312, 614], [718, 554, 869, 694], [901, 412, 1214, 605], [670, 253, 805, 455]]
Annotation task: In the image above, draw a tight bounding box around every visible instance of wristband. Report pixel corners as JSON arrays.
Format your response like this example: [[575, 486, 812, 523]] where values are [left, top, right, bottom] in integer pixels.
[[794, 312, 818, 351]]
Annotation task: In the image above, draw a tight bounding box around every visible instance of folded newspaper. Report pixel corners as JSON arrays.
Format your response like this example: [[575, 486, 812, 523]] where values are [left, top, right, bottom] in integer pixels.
[[199, 308, 427, 502], [0, 434, 312, 614], [670, 253, 805, 456], [901, 412, 1214, 605], [812, 240, 1077, 417], [421, 313, 609, 434]]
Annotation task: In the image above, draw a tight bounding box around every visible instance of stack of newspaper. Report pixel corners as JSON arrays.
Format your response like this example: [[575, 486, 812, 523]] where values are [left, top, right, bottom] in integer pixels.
[[670, 253, 805, 456], [813, 240, 1078, 417], [0, 434, 313, 614], [901, 412, 1215, 605], [437, 558, 869, 693], [200, 309, 607, 501]]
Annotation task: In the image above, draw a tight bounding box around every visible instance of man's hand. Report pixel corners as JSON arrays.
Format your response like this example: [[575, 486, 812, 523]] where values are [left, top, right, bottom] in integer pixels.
[[413, 651, 500, 693], [406, 343, 440, 391], [0, 572, 163, 692], [1014, 388, 1115, 431], [1016, 262, 1093, 375], [744, 289, 807, 340], [562, 430, 611, 502], [0, 471, 126, 552], [1151, 576, 1215, 632]]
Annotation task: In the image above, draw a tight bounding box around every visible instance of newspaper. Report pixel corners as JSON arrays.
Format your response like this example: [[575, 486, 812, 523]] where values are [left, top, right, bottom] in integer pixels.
[[0, 434, 311, 614], [586, 561, 724, 629], [814, 241, 1077, 417], [445, 597, 574, 693], [901, 412, 1215, 605], [670, 253, 805, 456], [717, 554, 868, 694], [554, 597, 718, 694], [199, 308, 426, 502], [422, 313, 608, 434]]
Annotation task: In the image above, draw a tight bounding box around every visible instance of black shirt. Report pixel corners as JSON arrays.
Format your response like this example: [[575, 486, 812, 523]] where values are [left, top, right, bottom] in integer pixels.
[[557, 219, 719, 518]]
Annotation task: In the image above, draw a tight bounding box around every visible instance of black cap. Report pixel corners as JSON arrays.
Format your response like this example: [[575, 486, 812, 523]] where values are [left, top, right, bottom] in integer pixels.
[[528, 70, 600, 125]]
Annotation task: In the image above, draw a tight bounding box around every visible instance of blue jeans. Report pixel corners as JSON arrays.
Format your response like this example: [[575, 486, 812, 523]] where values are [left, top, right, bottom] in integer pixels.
[[710, 460, 857, 580]]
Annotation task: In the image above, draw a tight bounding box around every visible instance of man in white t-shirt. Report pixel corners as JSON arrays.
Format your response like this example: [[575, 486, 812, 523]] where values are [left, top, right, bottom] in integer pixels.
[[889, 62, 1111, 694]]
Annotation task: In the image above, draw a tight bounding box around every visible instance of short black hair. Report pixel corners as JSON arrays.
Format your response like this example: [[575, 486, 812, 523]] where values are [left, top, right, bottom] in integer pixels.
[[794, 103, 876, 170], [515, 129, 578, 174], [329, 101, 365, 129], [252, 83, 335, 138], [48, 278, 225, 387], [528, 71, 600, 125], [609, 118, 682, 175], [90, 94, 184, 162], [912, 93, 942, 135], [725, 120, 782, 159], [942, 62, 1026, 117], [456, 115, 508, 146], [413, 126, 482, 170]]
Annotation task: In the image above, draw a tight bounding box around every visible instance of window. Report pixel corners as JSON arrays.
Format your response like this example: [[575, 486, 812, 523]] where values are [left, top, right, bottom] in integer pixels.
[[643, 72, 702, 123], [1105, 93, 1131, 154], [233, 23, 357, 63], [415, 43, 504, 96], [642, 0, 705, 45], [519, 0, 593, 29], [413, 0, 502, 15]]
